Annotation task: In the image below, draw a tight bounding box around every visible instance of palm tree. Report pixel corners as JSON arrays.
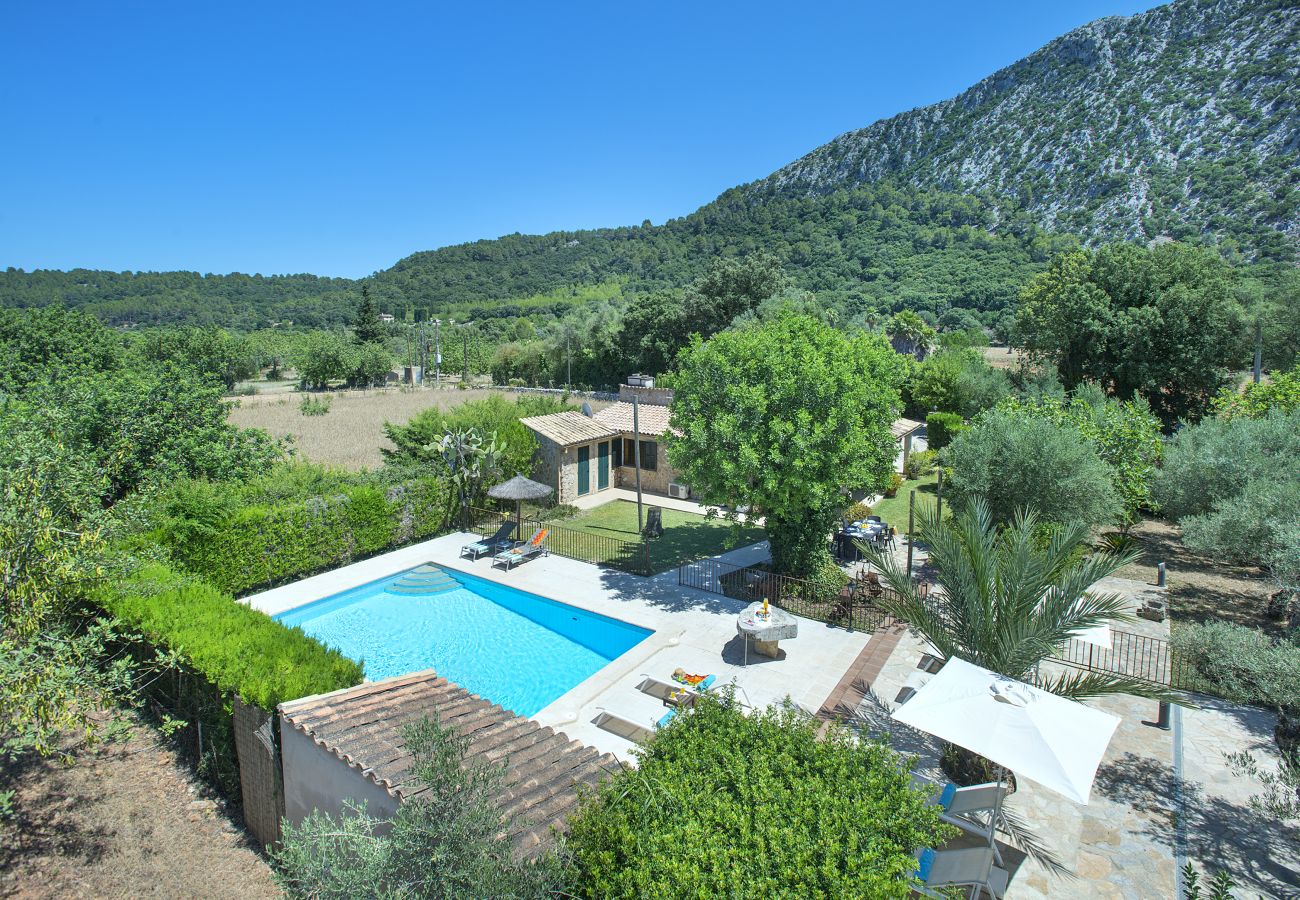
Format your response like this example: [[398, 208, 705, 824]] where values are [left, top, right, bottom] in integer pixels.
[[861, 498, 1176, 781]]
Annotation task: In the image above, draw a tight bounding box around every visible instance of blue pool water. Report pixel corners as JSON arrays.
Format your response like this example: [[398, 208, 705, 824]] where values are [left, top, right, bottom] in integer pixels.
[[275, 565, 653, 716]]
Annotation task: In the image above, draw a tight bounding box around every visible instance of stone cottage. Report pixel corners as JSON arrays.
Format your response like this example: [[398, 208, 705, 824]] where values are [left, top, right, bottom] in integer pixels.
[[521, 377, 686, 504]]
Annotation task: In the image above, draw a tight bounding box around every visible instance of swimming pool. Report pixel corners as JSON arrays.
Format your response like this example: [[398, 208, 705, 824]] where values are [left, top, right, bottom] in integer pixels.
[[275, 564, 653, 716]]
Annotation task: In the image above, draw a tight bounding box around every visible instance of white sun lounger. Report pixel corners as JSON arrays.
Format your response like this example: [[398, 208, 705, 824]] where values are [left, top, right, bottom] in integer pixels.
[[915, 846, 1009, 899], [912, 775, 1010, 865]]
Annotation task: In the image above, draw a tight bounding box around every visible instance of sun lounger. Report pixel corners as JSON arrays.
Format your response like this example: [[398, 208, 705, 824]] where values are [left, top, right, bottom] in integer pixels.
[[492, 528, 549, 570], [914, 846, 1008, 899], [636, 674, 715, 707], [894, 670, 932, 705], [912, 775, 1010, 865], [460, 521, 517, 560], [592, 709, 660, 744]]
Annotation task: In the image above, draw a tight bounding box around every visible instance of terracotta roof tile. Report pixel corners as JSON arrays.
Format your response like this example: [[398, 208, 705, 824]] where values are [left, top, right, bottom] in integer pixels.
[[519, 410, 618, 447], [280, 671, 619, 858], [592, 401, 672, 437]]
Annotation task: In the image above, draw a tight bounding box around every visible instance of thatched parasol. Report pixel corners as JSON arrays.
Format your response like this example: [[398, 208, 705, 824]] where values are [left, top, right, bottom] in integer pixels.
[[487, 474, 553, 538]]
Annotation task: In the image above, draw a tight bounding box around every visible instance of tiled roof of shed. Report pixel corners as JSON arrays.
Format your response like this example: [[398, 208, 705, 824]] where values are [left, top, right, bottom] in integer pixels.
[[592, 401, 672, 437], [891, 417, 924, 439], [279, 671, 621, 858], [520, 410, 617, 447]]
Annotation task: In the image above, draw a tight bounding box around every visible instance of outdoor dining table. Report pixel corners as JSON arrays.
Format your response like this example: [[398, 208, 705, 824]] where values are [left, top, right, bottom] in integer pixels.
[[736, 600, 798, 664]]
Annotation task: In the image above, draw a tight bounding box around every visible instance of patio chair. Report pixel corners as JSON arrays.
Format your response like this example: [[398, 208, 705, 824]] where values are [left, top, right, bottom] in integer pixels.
[[914, 846, 1008, 899], [460, 521, 517, 560], [912, 775, 1010, 865], [894, 670, 931, 705], [492, 528, 549, 570]]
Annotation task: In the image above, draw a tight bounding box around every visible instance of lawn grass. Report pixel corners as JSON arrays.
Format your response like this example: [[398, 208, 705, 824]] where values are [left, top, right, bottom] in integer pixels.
[[563, 500, 765, 573], [867, 473, 943, 535]]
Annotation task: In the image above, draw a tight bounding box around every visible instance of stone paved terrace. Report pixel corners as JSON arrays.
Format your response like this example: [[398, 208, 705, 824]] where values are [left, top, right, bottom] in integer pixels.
[[850, 577, 1300, 899], [245, 531, 872, 762]]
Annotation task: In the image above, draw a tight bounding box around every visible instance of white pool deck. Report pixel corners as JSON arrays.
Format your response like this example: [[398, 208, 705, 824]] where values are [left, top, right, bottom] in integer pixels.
[[243, 531, 872, 761]]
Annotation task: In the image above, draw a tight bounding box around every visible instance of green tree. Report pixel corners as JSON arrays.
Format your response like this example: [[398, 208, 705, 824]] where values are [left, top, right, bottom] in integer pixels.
[[886, 309, 936, 358], [906, 348, 1009, 418], [998, 390, 1163, 520], [138, 326, 257, 390], [0, 306, 125, 393], [348, 342, 394, 388], [944, 406, 1121, 528], [273, 715, 562, 899], [1211, 362, 1300, 419], [668, 313, 904, 577], [352, 285, 385, 345], [1015, 243, 1242, 425], [865, 501, 1173, 782], [1154, 409, 1300, 578], [293, 330, 354, 390], [565, 696, 948, 898]]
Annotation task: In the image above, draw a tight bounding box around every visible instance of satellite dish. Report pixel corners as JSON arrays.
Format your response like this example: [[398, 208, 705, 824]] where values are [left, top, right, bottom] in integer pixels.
[[581, 402, 593, 417]]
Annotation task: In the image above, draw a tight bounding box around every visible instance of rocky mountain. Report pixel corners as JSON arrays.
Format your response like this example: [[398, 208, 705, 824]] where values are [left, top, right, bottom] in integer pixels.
[[750, 0, 1299, 260]]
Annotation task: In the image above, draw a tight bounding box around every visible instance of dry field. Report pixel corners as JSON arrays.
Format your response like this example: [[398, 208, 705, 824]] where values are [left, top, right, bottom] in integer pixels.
[[229, 387, 607, 470], [979, 344, 1022, 370]]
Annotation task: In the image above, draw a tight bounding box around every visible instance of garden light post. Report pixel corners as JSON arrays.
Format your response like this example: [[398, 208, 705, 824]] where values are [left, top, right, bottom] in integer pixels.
[[906, 490, 915, 578]]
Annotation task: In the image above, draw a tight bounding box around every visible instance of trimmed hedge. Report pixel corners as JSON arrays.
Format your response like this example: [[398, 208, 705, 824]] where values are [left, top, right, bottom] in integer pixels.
[[97, 562, 364, 709], [925, 411, 966, 451], [158, 477, 450, 596]]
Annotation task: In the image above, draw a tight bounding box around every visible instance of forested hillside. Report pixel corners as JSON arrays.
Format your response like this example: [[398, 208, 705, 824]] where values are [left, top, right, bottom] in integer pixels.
[[756, 0, 1299, 260], [0, 184, 1067, 329], [0, 268, 356, 329], [2, 0, 1295, 328]]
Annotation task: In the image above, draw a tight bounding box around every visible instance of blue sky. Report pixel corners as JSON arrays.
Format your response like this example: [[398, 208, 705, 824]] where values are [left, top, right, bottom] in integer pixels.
[[1, 1, 1160, 278]]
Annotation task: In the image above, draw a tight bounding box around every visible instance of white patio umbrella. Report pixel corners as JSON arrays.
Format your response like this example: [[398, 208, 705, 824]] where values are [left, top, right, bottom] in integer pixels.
[[892, 657, 1120, 805]]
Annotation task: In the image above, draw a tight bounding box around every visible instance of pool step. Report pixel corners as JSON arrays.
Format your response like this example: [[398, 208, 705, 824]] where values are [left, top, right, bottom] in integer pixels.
[[388, 565, 462, 596]]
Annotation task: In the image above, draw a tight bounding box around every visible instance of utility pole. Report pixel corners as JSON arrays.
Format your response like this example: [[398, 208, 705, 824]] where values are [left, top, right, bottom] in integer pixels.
[[1253, 319, 1263, 384], [935, 468, 944, 523], [462, 325, 470, 384], [906, 490, 916, 578], [433, 319, 442, 387], [633, 396, 644, 532]]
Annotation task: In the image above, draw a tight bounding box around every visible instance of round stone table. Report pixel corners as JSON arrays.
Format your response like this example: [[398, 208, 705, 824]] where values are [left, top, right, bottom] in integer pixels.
[[736, 601, 798, 663]]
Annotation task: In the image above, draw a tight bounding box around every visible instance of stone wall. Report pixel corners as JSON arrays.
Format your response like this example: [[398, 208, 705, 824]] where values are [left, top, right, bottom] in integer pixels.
[[617, 384, 674, 406], [614, 438, 679, 496]]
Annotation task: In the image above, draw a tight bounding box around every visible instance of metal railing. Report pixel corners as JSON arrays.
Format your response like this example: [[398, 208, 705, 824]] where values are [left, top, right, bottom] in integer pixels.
[[679, 557, 1186, 688], [471, 508, 653, 576], [678, 557, 901, 633], [1054, 629, 1188, 688]]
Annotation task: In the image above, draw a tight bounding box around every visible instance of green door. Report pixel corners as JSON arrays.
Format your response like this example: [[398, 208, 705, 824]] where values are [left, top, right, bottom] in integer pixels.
[[577, 445, 590, 495], [597, 441, 610, 490]]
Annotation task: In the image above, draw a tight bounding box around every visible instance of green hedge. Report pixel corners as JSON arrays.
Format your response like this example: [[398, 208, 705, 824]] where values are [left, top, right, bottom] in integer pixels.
[[925, 411, 966, 451], [97, 562, 364, 710], [158, 477, 450, 596], [565, 697, 950, 898]]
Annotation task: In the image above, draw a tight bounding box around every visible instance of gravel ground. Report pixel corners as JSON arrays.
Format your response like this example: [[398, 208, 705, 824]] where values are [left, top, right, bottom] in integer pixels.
[[1, 712, 280, 900]]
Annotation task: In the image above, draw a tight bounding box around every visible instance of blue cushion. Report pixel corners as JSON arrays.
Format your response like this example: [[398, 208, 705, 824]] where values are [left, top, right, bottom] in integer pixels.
[[939, 781, 957, 810], [657, 709, 677, 729], [915, 848, 936, 882], [697, 674, 716, 691]]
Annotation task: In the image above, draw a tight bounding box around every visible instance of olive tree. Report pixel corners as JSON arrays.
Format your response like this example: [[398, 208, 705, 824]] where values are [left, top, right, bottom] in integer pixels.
[[668, 312, 904, 578]]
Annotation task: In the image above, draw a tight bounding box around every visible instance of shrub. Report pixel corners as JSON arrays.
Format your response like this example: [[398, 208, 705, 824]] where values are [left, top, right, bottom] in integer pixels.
[[273, 715, 562, 899], [152, 474, 451, 595], [904, 449, 938, 480], [944, 407, 1120, 527], [565, 697, 949, 898], [1171, 621, 1300, 710], [95, 562, 363, 710], [843, 500, 873, 522], [926, 411, 965, 451], [535, 503, 579, 522], [298, 394, 331, 416], [883, 471, 904, 497], [1155, 410, 1300, 583]]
